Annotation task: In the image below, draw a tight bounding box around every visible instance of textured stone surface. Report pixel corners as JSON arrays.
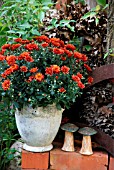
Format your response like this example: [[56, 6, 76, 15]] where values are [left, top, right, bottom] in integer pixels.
[[15, 104, 63, 152]]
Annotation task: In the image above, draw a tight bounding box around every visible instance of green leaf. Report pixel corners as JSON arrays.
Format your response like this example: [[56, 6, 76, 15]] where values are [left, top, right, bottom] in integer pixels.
[[16, 30, 26, 35], [95, 18, 99, 26], [109, 54, 114, 57], [103, 4, 109, 10], [90, 12, 97, 18], [81, 11, 96, 19], [47, 25, 54, 30], [51, 18, 57, 26], [95, 5, 101, 11], [96, 0, 106, 7], [13, 101, 19, 108], [0, 38, 7, 47], [18, 23, 31, 29], [104, 52, 108, 59], [59, 19, 70, 24], [7, 30, 16, 33], [56, 103, 61, 110], [67, 24, 75, 32], [30, 29, 40, 35], [84, 45, 91, 51], [38, 10, 45, 22]]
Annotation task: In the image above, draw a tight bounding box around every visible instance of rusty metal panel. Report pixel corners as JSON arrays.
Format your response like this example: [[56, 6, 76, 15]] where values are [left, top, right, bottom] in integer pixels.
[[90, 63, 114, 86]]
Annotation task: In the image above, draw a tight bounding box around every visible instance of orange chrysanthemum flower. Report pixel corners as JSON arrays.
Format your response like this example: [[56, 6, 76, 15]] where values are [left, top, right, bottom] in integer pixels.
[[2, 79, 11, 90], [21, 39, 30, 44], [81, 54, 88, 62], [18, 52, 30, 60], [4, 68, 13, 76], [65, 44, 76, 51], [14, 38, 22, 43], [61, 56, 66, 61], [51, 41, 60, 47], [25, 55, 34, 62], [0, 54, 5, 61], [35, 73, 44, 82], [35, 35, 49, 43], [88, 76, 93, 84], [30, 67, 38, 73], [28, 75, 35, 82], [19, 51, 34, 62], [0, 49, 6, 55], [67, 51, 73, 57], [77, 81, 85, 89], [72, 75, 80, 82], [45, 67, 53, 76], [84, 64, 92, 72], [51, 65, 60, 74], [59, 40, 65, 47], [20, 66, 28, 72], [2, 44, 11, 50], [1, 73, 6, 78], [61, 66, 70, 74], [41, 42, 49, 48], [10, 64, 19, 71], [6, 55, 17, 65], [58, 87, 66, 93], [64, 49, 73, 57], [25, 43, 39, 50], [11, 44, 21, 50], [74, 51, 83, 59], [77, 72, 83, 79], [53, 48, 64, 55], [50, 38, 60, 42]]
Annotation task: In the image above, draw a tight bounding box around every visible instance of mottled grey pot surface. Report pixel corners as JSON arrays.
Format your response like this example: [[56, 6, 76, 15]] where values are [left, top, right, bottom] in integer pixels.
[[15, 104, 63, 152]]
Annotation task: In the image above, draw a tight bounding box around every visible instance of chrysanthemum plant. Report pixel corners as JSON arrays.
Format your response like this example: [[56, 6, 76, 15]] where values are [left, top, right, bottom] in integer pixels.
[[0, 35, 93, 110]]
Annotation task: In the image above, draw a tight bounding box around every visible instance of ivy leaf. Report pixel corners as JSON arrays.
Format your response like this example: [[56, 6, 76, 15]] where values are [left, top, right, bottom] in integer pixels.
[[30, 29, 40, 35], [95, 18, 99, 26], [38, 10, 45, 22], [82, 11, 96, 19], [84, 45, 91, 51], [51, 18, 57, 26], [95, 5, 101, 11], [109, 54, 114, 57], [104, 52, 108, 59], [96, 0, 106, 7], [67, 24, 75, 32], [47, 25, 54, 30]]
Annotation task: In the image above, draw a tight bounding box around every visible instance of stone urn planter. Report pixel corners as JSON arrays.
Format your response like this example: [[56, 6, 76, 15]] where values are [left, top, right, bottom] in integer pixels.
[[15, 104, 64, 152]]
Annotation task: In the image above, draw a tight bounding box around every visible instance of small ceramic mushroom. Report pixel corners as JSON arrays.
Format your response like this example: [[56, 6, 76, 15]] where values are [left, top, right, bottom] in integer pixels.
[[78, 127, 97, 155], [61, 123, 79, 152]]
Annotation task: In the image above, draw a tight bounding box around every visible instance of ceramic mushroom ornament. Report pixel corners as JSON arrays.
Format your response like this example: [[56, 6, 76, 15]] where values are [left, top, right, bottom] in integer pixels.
[[61, 123, 79, 152], [78, 127, 97, 155]]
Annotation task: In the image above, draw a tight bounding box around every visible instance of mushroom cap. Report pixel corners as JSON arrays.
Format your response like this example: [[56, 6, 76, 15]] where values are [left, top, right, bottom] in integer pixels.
[[61, 123, 79, 132], [78, 127, 97, 136]]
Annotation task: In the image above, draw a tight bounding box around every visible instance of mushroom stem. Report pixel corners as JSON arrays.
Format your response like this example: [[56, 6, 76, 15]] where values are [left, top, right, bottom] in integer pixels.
[[62, 131, 75, 152], [80, 135, 93, 155]]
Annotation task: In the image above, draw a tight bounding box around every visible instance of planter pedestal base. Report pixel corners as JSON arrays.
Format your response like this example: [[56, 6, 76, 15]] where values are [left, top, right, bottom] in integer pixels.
[[23, 143, 53, 152]]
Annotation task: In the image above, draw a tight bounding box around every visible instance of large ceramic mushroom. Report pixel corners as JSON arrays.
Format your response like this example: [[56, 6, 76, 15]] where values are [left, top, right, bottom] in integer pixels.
[[78, 127, 97, 155], [61, 123, 79, 152]]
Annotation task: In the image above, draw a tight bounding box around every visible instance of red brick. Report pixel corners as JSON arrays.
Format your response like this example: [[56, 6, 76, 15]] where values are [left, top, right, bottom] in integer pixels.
[[109, 156, 114, 170], [21, 149, 49, 169], [50, 147, 108, 170]]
